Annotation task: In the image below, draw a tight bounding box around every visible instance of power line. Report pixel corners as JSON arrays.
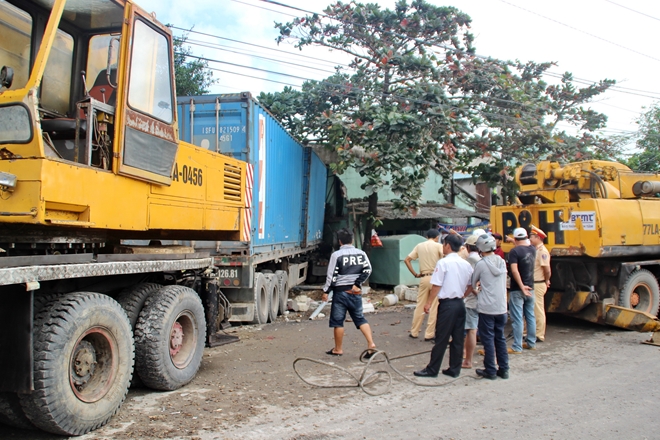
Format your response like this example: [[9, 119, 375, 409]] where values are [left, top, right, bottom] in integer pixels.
[[182, 34, 611, 115], [207, 65, 301, 88], [498, 0, 660, 63], [184, 36, 346, 70], [590, 100, 643, 114], [251, 0, 660, 99], [174, 28, 632, 130], [258, 0, 313, 15], [186, 38, 576, 117], [230, 0, 299, 18], [187, 54, 314, 82], [542, 71, 660, 100], [182, 38, 339, 75], [170, 25, 342, 67], [186, 53, 630, 132], [185, 53, 543, 122], [171, 1, 645, 137], [175, 31, 565, 117], [603, 0, 660, 22]]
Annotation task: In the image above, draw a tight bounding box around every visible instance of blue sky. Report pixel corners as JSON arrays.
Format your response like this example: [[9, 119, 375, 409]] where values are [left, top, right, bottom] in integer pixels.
[[137, 0, 660, 152]]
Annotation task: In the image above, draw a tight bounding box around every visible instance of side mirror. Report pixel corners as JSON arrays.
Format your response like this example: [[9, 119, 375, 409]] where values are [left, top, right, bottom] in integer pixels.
[[0, 66, 14, 89]]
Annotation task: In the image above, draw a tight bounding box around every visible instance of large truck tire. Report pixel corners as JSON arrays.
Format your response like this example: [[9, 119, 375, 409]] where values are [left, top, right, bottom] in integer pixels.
[[134, 286, 206, 391], [618, 269, 660, 316], [264, 273, 278, 323], [0, 393, 34, 430], [116, 283, 163, 388], [0, 293, 66, 430], [19, 292, 134, 436], [251, 273, 269, 324], [116, 283, 163, 329], [275, 270, 289, 315]]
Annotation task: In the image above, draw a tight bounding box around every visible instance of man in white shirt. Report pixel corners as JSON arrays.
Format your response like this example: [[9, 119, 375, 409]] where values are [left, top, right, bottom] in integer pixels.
[[414, 234, 474, 378]]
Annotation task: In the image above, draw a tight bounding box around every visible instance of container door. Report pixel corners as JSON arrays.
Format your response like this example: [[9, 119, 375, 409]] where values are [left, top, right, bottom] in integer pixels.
[[217, 102, 249, 162]]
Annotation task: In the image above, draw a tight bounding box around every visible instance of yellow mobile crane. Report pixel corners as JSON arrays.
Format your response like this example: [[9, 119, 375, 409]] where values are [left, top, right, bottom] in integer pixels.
[[0, 0, 246, 435], [491, 160, 660, 332]]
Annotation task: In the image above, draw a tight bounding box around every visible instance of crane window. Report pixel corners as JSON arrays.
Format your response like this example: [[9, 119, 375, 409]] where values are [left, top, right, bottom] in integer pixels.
[[128, 20, 173, 124], [0, 0, 32, 91], [87, 34, 118, 105], [41, 28, 73, 115]]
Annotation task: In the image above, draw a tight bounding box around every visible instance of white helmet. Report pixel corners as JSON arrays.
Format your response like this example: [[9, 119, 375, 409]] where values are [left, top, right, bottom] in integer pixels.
[[476, 234, 496, 253], [472, 228, 486, 236]]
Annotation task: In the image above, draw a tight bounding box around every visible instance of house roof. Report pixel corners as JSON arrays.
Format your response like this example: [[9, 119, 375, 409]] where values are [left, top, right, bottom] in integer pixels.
[[348, 201, 489, 221]]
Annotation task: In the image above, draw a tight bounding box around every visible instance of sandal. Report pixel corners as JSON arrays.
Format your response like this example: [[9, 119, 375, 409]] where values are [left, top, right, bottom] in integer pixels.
[[326, 349, 342, 356], [363, 348, 378, 359]]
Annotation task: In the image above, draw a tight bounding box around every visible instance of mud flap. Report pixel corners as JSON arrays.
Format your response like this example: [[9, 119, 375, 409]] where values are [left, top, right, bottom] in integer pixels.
[[201, 277, 239, 348], [0, 287, 33, 393]]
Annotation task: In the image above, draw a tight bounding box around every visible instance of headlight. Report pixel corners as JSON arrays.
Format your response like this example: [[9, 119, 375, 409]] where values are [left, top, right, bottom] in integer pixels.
[[0, 171, 16, 191]]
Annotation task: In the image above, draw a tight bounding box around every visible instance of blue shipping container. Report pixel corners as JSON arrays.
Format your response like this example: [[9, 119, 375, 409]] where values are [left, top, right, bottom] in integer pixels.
[[177, 92, 326, 258]]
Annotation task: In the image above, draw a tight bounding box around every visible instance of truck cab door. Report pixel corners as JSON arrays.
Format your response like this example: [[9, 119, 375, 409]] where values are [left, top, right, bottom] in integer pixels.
[[116, 11, 178, 185]]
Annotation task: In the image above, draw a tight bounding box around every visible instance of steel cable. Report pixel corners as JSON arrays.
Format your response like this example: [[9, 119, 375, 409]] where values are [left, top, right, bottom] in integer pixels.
[[293, 348, 477, 396]]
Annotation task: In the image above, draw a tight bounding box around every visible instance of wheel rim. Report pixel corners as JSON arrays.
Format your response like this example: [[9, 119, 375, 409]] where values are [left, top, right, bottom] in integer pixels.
[[170, 311, 197, 369], [630, 283, 651, 312], [69, 327, 118, 403]]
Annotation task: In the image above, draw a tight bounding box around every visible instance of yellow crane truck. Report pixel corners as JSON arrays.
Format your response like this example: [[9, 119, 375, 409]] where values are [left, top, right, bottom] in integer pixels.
[[0, 0, 247, 435], [491, 159, 660, 333]]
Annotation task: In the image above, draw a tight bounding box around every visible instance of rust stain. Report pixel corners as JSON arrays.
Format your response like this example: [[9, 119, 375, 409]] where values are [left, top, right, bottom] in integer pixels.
[[125, 109, 175, 142]]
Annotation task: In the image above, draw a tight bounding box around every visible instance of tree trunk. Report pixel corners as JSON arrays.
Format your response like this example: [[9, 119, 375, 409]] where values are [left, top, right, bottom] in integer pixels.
[[361, 192, 378, 254]]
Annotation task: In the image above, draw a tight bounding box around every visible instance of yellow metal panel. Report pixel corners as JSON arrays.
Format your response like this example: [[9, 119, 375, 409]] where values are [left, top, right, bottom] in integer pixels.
[[148, 202, 204, 230], [640, 199, 660, 245], [0, 157, 43, 181], [0, 159, 42, 222], [204, 207, 241, 232], [597, 199, 643, 247], [151, 143, 207, 201], [204, 155, 225, 204], [40, 159, 148, 230], [0, 181, 39, 221], [492, 197, 654, 257]]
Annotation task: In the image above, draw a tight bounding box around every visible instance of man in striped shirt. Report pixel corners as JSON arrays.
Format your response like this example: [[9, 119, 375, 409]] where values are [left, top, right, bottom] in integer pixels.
[[322, 228, 376, 356]]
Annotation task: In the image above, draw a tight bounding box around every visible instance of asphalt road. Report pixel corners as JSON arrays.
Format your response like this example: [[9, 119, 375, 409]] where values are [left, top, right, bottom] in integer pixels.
[[1, 306, 658, 440]]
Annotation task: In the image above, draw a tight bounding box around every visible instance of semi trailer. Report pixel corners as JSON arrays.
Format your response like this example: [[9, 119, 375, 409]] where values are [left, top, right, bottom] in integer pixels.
[[176, 93, 328, 326]]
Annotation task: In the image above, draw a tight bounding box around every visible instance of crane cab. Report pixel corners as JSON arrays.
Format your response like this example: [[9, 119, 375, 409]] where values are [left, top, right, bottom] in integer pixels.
[[0, 0, 245, 245]]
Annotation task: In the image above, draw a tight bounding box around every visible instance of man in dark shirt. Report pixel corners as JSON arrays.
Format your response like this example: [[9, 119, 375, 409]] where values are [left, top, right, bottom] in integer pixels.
[[321, 228, 376, 357], [508, 227, 537, 354]]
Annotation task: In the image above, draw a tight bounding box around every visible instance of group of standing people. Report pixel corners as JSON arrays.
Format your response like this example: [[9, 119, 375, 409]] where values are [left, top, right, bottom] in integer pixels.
[[321, 224, 551, 381], [407, 225, 551, 379]]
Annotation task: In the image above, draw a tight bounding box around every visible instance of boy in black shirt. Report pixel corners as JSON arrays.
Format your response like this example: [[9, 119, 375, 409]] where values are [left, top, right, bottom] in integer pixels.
[[321, 229, 376, 357]]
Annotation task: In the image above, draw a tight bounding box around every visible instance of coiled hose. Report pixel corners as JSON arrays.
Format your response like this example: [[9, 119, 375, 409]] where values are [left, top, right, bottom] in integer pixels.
[[293, 348, 477, 396]]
